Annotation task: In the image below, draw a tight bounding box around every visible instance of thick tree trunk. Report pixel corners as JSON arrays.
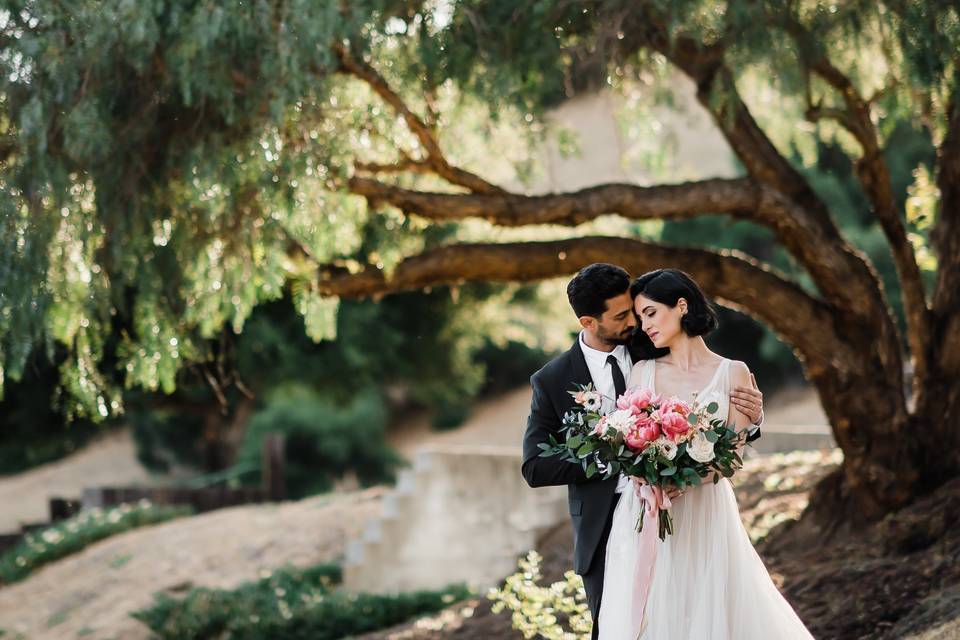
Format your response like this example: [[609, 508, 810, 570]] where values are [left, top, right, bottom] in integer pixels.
[[921, 83, 960, 474], [802, 346, 914, 523]]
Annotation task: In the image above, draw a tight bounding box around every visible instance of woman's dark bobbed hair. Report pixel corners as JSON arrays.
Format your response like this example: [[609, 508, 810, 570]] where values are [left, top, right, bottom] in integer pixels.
[[629, 269, 719, 337]]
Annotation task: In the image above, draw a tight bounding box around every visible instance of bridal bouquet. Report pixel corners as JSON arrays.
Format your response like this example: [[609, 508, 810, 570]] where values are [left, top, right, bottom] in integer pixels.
[[538, 384, 748, 540]]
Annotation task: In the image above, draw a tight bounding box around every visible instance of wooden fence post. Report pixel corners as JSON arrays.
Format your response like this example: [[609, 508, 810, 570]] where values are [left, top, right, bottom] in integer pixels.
[[262, 433, 286, 501]]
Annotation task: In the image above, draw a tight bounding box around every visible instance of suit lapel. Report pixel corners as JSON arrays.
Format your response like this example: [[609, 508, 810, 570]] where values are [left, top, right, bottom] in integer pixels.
[[569, 338, 592, 388]]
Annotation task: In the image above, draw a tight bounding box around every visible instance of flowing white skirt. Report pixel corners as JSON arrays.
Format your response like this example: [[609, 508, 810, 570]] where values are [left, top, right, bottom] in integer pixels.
[[598, 479, 814, 640]]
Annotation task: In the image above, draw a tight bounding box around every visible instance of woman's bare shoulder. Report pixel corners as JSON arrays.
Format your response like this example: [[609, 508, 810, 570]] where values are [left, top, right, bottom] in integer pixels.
[[628, 358, 650, 378], [728, 359, 751, 383]]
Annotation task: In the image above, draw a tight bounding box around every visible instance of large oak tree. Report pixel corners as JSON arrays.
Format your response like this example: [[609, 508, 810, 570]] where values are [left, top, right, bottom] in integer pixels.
[[1, 0, 958, 524]]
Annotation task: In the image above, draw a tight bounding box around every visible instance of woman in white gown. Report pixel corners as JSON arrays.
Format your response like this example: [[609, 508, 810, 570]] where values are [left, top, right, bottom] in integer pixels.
[[598, 269, 813, 640]]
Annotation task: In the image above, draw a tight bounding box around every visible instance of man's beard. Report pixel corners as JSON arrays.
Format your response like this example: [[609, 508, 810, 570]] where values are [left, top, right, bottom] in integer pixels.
[[599, 327, 634, 346]]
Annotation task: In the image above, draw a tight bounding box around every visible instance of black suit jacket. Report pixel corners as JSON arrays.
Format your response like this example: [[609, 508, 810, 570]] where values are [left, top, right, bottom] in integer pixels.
[[521, 335, 761, 575], [521, 338, 615, 574]]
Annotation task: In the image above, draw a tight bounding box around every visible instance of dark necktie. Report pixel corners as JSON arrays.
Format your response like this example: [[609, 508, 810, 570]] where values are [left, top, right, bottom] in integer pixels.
[[606, 354, 627, 400]]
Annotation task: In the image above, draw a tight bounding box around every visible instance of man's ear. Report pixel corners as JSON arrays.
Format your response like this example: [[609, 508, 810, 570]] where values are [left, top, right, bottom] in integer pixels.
[[579, 316, 595, 331]]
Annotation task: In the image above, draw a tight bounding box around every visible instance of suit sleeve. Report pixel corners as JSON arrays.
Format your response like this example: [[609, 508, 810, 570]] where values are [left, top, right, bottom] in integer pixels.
[[521, 373, 593, 487]]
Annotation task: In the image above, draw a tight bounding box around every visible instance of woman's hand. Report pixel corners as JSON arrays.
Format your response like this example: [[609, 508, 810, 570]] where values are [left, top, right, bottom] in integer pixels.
[[632, 476, 685, 501], [665, 485, 686, 500], [730, 372, 763, 424]]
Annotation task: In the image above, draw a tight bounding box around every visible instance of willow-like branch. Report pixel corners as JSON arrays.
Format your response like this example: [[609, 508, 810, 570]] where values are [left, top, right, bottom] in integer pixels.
[[313, 236, 846, 372], [332, 42, 505, 195]]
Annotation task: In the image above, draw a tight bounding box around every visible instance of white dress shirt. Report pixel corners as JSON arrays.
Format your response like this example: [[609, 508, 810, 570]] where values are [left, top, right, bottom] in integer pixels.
[[579, 332, 633, 493]]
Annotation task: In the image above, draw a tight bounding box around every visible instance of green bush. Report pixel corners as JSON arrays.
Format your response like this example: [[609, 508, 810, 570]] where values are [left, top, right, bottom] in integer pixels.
[[131, 563, 472, 640], [476, 338, 554, 394], [0, 500, 193, 584], [235, 383, 403, 498]]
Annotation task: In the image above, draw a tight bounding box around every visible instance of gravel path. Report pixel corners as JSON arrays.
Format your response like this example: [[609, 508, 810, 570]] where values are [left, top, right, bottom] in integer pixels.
[[0, 488, 383, 640]]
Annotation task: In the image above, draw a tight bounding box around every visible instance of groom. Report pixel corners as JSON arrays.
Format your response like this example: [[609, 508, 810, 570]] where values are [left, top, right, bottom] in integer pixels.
[[521, 263, 764, 639]]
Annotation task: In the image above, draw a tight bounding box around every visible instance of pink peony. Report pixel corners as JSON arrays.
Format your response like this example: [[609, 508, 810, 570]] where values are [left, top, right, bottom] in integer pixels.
[[659, 396, 692, 417], [660, 411, 691, 441], [624, 415, 661, 451], [616, 387, 661, 415]]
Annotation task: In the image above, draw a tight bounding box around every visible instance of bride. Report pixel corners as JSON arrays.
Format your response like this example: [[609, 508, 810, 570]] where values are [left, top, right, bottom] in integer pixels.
[[597, 269, 813, 640]]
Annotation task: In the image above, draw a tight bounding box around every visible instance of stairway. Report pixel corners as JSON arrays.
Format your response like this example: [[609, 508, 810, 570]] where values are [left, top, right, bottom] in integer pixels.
[[343, 444, 567, 593]]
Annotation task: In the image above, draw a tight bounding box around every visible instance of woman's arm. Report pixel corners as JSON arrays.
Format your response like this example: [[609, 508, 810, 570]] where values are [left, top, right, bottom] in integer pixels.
[[728, 360, 755, 433], [702, 361, 754, 484]]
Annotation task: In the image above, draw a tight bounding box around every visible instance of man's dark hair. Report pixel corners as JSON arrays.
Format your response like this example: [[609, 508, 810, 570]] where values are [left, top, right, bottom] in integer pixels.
[[566, 263, 631, 318], [629, 269, 719, 336]]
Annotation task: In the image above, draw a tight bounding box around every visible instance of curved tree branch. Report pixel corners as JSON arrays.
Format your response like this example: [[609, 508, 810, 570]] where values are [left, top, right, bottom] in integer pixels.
[[348, 175, 762, 225], [312, 236, 846, 371], [332, 42, 506, 195], [346, 175, 901, 328]]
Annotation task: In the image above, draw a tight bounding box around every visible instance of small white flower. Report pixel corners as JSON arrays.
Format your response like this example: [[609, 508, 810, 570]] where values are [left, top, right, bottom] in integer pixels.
[[688, 431, 716, 463], [41, 530, 64, 545], [582, 391, 602, 412], [657, 438, 678, 460]]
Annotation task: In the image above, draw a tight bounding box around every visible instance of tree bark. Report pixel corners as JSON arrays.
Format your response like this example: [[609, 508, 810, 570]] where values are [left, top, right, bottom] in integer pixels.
[[348, 175, 761, 226], [922, 81, 960, 473]]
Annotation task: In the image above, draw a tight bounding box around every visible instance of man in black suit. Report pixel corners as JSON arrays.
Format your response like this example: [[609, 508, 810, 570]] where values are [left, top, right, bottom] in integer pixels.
[[521, 263, 764, 639]]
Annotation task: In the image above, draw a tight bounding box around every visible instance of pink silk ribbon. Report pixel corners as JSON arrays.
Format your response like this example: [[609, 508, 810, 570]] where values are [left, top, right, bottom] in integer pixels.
[[632, 484, 671, 639]]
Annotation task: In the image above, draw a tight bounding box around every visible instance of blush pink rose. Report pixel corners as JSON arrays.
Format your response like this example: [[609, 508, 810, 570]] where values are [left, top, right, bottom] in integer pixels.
[[616, 387, 661, 415], [593, 415, 607, 435], [660, 411, 691, 441]]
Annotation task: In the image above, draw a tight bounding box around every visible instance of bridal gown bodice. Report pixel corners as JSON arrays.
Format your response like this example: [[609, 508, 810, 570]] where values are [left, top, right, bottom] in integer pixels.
[[597, 358, 814, 640]]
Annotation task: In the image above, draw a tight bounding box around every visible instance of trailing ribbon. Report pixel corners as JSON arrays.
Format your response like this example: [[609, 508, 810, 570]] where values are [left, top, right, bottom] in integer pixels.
[[631, 483, 671, 639]]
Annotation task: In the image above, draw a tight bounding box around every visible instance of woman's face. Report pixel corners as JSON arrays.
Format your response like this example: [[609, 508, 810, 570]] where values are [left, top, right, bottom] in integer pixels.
[[635, 294, 687, 348]]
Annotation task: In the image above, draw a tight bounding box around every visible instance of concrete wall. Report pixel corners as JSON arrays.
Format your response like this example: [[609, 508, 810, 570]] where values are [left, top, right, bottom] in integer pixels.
[[343, 444, 566, 593]]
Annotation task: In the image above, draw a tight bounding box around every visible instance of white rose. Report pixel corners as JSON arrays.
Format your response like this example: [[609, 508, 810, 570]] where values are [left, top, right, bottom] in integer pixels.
[[658, 438, 678, 460], [604, 409, 636, 435], [687, 431, 716, 463]]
